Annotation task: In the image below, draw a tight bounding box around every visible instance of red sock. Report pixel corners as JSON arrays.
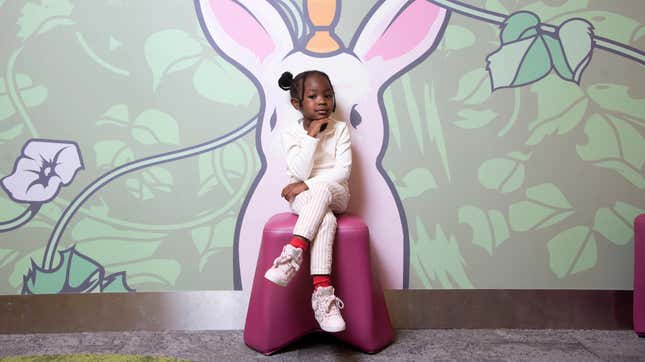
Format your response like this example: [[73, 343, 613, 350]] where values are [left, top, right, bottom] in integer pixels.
[[313, 275, 331, 290], [289, 236, 309, 252]]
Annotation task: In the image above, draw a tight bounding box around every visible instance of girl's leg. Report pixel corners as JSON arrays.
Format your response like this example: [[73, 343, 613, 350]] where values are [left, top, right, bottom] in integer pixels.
[[293, 183, 349, 332], [309, 210, 336, 276], [265, 182, 348, 287], [291, 182, 349, 242]]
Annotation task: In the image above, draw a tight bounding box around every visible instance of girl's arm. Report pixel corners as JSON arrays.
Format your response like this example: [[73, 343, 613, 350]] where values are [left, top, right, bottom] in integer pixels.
[[304, 124, 351, 187], [282, 129, 318, 181]]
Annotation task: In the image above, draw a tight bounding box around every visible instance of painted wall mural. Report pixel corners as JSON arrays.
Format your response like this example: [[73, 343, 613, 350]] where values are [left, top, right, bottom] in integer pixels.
[[0, 0, 643, 294]]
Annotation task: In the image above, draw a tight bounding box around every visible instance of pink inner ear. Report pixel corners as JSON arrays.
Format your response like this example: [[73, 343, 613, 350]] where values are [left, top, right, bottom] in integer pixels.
[[365, 1, 441, 61], [210, 0, 275, 62]]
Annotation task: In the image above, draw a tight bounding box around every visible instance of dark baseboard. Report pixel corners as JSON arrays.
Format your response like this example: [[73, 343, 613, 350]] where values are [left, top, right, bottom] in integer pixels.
[[383, 290, 633, 330], [0, 290, 633, 334]]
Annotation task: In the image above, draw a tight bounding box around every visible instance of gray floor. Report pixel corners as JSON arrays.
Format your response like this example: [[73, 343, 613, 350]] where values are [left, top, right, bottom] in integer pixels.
[[0, 330, 644, 361]]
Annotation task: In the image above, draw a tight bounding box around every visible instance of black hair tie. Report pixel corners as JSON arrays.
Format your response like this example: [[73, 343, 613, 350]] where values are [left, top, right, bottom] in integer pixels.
[[278, 71, 293, 90]]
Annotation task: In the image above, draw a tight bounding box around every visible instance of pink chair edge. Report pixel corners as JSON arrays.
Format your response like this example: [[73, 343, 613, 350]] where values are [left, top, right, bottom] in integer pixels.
[[634, 213, 645, 337]]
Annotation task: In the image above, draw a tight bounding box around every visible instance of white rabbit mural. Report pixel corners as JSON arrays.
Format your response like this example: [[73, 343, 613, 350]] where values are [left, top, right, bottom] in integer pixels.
[[196, 0, 448, 289]]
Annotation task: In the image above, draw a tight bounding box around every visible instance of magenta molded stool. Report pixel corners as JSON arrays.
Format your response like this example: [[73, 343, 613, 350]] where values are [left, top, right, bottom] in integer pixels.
[[635, 214, 645, 337], [243, 212, 394, 354]]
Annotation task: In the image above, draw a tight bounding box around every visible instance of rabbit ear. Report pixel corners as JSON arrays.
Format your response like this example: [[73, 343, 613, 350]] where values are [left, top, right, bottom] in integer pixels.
[[351, 0, 448, 82], [197, 0, 294, 74]]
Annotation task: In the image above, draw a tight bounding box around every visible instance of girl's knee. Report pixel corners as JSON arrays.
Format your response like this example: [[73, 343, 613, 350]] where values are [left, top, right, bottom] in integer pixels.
[[309, 183, 333, 203], [322, 211, 337, 227]]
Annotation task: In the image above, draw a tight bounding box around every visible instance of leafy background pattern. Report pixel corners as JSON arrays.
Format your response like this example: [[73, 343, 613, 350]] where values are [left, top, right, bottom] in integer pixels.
[[0, 0, 643, 294]]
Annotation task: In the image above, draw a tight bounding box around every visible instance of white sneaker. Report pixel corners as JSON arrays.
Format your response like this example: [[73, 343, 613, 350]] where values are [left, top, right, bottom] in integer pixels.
[[311, 286, 346, 332], [264, 244, 303, 287]]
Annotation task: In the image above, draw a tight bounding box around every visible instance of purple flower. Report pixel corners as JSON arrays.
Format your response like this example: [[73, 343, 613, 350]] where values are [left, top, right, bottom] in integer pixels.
[[1, 139, 84, 203]]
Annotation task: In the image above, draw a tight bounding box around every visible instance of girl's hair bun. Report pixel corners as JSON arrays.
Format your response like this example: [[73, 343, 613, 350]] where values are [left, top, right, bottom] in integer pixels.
[[278, 71, 293, 90]]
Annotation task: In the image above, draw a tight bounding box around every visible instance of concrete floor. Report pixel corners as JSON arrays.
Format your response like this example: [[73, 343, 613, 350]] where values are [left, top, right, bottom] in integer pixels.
[[1, 329, 644, 361]]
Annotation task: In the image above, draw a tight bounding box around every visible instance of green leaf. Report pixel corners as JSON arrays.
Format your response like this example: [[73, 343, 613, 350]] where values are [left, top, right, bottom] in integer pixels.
[[197, 151, 219, 196], [125, 166, 174, 200], [587, 84, 645, 122], [614, 202, 645, 224], [67, 249, 102, 291], [123, 259, 181, 288], [198, 142, 248, 196], [132, 109, 180, 145], [23, 260, 69, 294], [508, 151, 532, 162], [550, 11, 639, 45], [75, 239, 161, 266], [17, 0, 74, 39], [101, 272, 132, 293], [71, 217, 164, 241], [459, 206, 509, 255], [454, 109, 497, 129], [191, 216, 235, 271], [593, 208, 631, 246], [501, 12, 540, 44], [526, 183, 572, 209], [192, 58, 256, 106], [487, 12, 554, 90], [478, 152, 530, 193], [21, 246, 132, 294], [593, 202, 644, 245], [509, 183, 573, 231], [402, 75, 424, 153], [576, 114, 645, 188], [218, 142, 247, 185], [485, 0, 508, 13], [635, 27, 645, 42], [144, 29, 203, 90], [487, 36, 551, 90], [397, 168, 437, 200], [523, 1, 589, 23], [0, 193, 24, 222], [87, 198, 110, 218], [452, 68, 491, 105], [15, 74, 48, 107], [0, 248, 19, 269], [410, 218, 473, 289], [527, 74, 588, 145], [0, 74, 48, 121], [124, 179, 152, 200], [424, 83, 451, 182], [542, 34, 573, 81], [0, 124, 24, 144], [489, 210, 510, 247], [94, 140, 135, 169], [443, 25, 476, 50], [96, 104, 129, 127], [142, 166, 174, 192], [557, 19, 594, 83], [39, 203, 62, 221], [109, 36, 123, 51], [547, 226, 597, 278]]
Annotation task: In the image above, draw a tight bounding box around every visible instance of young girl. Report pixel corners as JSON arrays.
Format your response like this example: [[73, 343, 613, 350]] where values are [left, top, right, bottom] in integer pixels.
[[264, 70, 351, 333]]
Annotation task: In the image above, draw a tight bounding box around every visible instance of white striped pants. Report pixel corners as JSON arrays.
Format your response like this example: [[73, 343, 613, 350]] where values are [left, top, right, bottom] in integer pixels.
[[290, 182, 350, 275]]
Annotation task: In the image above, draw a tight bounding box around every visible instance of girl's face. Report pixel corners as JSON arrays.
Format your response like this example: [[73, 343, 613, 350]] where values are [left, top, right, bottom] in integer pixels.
[[291, 74, 334, 123]]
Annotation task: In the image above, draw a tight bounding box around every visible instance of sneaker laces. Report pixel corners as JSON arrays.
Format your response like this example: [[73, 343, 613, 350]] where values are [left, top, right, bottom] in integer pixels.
[[322, 294, 344, 315], [272, 251, 301, 272]]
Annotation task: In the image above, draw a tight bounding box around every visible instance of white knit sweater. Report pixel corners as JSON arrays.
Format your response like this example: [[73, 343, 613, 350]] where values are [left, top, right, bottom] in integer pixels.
[[281, 118, 352, 190]]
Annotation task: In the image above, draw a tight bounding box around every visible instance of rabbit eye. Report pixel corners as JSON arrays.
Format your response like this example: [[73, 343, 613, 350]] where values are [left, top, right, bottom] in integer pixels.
[[350, 104, 362, 129]]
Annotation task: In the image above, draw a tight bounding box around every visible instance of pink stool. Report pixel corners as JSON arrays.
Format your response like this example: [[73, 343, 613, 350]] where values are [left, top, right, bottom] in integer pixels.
[[243, 212, 394, 354], [635, 214, 645, 337]]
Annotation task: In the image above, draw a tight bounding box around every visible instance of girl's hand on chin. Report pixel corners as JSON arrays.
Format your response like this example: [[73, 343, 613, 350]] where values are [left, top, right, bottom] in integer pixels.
[[307, 118, 330, 137]]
